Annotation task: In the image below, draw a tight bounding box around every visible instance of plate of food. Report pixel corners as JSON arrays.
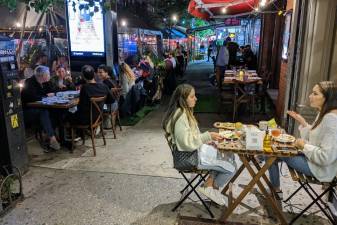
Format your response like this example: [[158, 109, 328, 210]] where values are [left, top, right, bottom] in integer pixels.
[[219, 130, 239, 140], [214, 122, 235, 130], [273, 134, 296, 143]]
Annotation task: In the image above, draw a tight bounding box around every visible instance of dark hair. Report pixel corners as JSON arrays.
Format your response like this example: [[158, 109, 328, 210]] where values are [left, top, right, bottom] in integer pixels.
[[56, 65, 65, 71], [312, 81, 337, 129], [81, 65, 95, 80], [97, 64, 109, 72], [98, 64, 114, 78]]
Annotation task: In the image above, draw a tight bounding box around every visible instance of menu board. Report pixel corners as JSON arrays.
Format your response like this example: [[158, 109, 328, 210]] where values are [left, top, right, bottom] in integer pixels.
[[66, 0, 105, 57]]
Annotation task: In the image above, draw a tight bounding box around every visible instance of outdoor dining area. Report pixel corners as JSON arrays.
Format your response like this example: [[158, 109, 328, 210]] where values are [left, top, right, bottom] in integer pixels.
[[173, 120, 337, 225]]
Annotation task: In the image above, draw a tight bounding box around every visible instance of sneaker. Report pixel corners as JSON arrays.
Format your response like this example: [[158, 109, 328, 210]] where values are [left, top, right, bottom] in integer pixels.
[[197, 187, 228, 206], [49, 140, 61, 151]]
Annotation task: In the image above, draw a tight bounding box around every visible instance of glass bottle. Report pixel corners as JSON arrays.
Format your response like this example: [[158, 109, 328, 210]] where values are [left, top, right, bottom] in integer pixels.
[[263, 130, 272, 152]]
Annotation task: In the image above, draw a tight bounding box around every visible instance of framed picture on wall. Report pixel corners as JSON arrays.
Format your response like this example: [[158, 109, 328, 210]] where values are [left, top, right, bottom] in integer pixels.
[[282, 12, 292, 61]]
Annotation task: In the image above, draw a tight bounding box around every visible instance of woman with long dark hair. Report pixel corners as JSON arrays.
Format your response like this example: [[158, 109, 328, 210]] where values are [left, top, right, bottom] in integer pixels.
[[269, 81, 337, 199], [163, 84, 235, 206]]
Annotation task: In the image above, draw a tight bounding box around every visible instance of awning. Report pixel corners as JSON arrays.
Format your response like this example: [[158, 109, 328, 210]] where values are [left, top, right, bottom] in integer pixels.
[[162, 27, 187, 39], [188, 0, 260, 20]]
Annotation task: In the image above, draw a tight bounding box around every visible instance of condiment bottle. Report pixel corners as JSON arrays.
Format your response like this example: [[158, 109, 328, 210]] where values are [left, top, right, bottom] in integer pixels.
[[263, 130, 272, 152]]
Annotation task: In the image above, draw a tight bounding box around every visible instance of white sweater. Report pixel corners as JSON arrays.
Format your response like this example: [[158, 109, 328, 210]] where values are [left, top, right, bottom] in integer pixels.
[[299, 113, 337, 182], [166, 109, 212, 152]]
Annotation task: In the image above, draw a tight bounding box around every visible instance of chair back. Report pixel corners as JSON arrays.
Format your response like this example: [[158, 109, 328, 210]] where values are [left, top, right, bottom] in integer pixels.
[[90, 96, 106, 128], [164, 132, 175, 152], [111, 87, 122, 101]]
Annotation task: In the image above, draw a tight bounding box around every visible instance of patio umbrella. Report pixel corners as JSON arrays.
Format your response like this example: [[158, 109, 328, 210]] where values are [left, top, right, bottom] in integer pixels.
[[188, 0, 260, 20]]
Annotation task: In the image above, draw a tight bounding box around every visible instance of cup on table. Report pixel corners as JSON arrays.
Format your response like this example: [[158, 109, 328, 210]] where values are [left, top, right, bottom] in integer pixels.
[[259, 121, 268, 131], [270, 128, 282, 138]]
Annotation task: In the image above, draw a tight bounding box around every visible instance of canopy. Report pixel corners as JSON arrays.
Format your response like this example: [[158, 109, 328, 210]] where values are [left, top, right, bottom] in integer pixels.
[[188, 0, 260, 20], [162, 27, 187, 39], [0, 3, 65, 29]]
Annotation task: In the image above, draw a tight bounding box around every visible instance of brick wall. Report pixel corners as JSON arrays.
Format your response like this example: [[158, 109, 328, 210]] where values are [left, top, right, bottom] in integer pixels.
[[276, 61, 288, 119]]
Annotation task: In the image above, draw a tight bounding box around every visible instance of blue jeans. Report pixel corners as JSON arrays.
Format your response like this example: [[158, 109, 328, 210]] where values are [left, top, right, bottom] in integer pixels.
[[268, 155, 313, 188], [24, 108, 55, 137], [198, 163, 234, 188]]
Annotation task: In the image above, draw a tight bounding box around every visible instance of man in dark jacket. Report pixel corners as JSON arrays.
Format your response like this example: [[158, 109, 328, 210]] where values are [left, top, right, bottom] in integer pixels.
[[21, 66, 60, 151], [66, 65, 114, 125]]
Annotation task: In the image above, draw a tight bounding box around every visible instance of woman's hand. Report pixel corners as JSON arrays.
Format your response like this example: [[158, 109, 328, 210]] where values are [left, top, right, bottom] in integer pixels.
[[209, 132, 224, 142], [295, 138, 306, 150], [287, 111, 308, 127], [47, 93, 55, 97]]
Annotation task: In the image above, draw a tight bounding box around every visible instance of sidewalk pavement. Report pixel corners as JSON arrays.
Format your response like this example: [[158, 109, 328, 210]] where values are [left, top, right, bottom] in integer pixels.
[[0, 61, 331, 225]]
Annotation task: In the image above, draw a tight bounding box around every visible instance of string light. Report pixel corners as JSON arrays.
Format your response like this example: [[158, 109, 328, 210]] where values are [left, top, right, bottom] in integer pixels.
[[221, 7, 227, 14], [260, 0, 267, 7]]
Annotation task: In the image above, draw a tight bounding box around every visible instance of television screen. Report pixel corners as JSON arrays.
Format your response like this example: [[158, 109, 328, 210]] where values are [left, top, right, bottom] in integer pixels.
[[66, 0, 105, 57]]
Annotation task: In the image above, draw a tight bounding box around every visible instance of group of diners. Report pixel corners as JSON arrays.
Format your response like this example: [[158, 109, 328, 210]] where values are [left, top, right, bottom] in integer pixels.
[[21, 64, 117, 152]]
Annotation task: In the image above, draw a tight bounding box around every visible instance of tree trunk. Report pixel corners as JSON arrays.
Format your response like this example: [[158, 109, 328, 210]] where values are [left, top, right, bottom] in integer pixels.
[[17, 7, 28, 69]]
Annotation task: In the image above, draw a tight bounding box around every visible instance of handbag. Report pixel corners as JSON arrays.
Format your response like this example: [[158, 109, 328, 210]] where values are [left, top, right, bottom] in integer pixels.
[[172, 146, 198, 171]]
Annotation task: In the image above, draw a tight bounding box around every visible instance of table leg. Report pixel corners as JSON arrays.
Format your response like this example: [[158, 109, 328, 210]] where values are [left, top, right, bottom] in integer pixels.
[[250, 156, 276, 195], [222, 164, 245, 195], [220, 155, 277, 222], [240, 156, 288, 225]]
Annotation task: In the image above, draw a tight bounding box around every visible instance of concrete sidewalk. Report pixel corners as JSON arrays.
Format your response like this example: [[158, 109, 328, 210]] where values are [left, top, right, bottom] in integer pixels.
[[0, 60, 331, 225]]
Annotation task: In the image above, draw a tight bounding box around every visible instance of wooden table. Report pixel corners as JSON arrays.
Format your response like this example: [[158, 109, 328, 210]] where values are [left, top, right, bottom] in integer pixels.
[[26, 98, 79, 109], [216, 131, 298, 225]]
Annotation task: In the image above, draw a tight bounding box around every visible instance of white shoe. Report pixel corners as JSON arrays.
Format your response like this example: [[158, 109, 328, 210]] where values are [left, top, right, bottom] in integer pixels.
[[197, 187, 227, 206]]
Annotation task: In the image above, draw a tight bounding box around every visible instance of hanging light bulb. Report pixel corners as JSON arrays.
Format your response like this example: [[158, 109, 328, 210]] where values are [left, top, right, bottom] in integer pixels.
[[221, 7, 227, 14], [255, 7, 259, 12], [260, 0, 267, 7]]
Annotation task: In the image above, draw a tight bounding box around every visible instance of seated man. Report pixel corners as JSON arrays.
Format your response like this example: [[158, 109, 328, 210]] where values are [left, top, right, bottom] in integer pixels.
[[66, 65, 114, 125], [49, 65, 75, 92], [21, 65, 60, 151]]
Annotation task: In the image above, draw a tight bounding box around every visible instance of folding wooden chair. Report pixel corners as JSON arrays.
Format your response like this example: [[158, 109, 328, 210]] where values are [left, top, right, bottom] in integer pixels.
[[66, 96, 106, 156], [284, 166, 337, 224], [165, 134, 214, 218]]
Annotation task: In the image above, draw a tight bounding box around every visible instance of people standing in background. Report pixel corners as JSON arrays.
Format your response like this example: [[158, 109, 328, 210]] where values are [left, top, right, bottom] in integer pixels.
[[243, 45, 257, 70], [215, 40, 229, 88], [207, 41, 214, 62], [227, 41, 239, 68], [175, 42, 185, 77]]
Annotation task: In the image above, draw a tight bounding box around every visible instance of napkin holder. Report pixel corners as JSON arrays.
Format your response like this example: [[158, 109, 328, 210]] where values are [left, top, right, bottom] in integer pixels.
[[245, 126, 265, 150]]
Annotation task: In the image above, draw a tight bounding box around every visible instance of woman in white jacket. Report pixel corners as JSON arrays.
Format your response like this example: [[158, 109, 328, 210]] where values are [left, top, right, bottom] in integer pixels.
[[162, 84, 235, 206], [269, 81, 337, 199]]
